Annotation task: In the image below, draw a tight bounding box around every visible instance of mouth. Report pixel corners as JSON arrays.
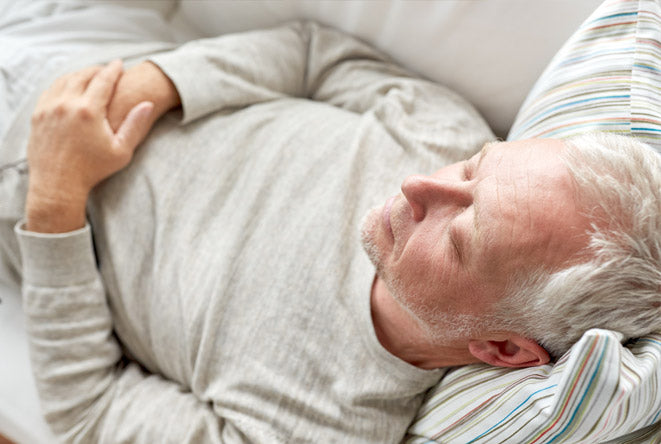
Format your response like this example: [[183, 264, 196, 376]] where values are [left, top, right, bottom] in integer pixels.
[[382, 195, 397, 239]]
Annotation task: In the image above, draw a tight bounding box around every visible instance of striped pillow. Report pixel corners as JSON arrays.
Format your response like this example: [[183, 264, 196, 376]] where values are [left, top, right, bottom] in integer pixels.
[[406, 330, 661, 443], [406, 1, 661, 442], [507, 0, 661, 152]]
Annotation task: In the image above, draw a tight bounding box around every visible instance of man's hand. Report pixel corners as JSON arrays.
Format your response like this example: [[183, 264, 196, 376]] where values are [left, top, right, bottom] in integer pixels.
[[25, 60, 154, 233], [107, 61, 181, 134]]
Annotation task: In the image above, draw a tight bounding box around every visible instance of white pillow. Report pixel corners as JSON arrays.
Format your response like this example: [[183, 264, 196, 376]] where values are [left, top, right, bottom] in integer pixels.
[[171, 0, 603, 136]]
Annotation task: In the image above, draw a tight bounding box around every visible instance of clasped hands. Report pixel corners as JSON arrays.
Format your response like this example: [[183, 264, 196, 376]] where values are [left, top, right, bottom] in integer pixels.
[[25, 60, 180, 233]]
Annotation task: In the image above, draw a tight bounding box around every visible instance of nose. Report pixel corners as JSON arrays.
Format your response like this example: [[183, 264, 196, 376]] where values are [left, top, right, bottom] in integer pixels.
[[401, 174, 473, 221]]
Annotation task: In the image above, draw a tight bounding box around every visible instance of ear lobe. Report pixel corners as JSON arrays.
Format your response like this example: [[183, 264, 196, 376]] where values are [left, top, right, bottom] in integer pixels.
[[468, 335, 550, 368]]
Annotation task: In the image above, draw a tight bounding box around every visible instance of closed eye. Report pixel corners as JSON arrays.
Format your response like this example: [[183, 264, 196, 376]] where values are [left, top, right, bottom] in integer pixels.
[[449, 226, 463, 263]]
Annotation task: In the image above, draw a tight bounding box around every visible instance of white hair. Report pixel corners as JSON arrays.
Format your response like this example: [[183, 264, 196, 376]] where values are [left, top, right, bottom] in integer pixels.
[[501, 132, 661, 359]]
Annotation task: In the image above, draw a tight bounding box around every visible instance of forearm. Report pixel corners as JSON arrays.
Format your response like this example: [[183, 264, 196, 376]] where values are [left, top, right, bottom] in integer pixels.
[[147, 23, 308, 124], [16, 223, 118, 438], [148, 20, 460, 122], [16, 226, 227, 443]]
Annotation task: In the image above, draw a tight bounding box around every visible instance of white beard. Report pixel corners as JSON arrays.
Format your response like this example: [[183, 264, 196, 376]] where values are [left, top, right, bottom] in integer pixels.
[[359, 206, 481, 345], [359, 206, 383, 272]]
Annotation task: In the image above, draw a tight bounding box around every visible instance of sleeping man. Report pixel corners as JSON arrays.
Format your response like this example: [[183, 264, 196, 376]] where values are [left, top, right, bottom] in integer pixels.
[[4, 22, 661, 443]]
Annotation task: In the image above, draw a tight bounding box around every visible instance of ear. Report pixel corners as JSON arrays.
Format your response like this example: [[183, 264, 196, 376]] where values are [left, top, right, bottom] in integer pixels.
[[468, 335, 550, 368]]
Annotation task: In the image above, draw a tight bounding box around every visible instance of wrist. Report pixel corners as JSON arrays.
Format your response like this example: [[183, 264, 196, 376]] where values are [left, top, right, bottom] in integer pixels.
[[139, 61, 181, 114], [25, 185, 88, 233]]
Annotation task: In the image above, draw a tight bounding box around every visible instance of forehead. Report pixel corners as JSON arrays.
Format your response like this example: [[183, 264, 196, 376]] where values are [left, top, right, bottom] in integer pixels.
[[474, 139, 589, 278]]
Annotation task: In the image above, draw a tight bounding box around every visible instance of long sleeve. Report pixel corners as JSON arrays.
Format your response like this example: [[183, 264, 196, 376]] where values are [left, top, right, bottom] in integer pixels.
[[15, 223, 243, 443], [149, 20, 418, 123], [147, 22, 308, 124], [148, 20, 412, 123], [148, 21, 493, 159]]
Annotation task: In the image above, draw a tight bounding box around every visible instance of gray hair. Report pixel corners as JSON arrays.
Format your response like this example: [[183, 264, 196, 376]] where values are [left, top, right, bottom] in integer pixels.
[[502, 132, 661, 359]]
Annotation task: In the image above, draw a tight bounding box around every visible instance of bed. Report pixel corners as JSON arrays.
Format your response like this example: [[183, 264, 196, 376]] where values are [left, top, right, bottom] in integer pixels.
[[0, 1, 660, 443]]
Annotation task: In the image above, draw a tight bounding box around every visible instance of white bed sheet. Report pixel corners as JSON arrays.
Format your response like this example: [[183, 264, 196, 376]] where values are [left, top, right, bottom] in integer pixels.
[[0, 0, 187, 142], [0, 284, 53, 444]]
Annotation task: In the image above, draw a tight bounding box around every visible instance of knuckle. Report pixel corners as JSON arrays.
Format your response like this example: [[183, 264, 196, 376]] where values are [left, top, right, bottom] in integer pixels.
[[52, 102, 69, 117], [75, 103, 95, 120], [31, 98, 82, 123]]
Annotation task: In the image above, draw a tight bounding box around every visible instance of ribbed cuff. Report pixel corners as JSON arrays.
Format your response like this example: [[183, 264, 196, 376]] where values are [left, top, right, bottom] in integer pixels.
[[14, 220, 98, 287]]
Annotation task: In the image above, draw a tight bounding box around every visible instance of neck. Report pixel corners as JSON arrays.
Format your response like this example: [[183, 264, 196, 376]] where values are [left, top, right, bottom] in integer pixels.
[[370, 276, 478, 369]]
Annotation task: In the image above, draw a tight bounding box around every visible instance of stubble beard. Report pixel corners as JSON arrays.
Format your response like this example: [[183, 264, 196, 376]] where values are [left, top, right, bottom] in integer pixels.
[[359, 206, 384, 274], [360, 207, 481, 345]]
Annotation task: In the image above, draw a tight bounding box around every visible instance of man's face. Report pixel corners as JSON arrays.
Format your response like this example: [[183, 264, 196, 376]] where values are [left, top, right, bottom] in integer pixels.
[[361, 138, 591, 344]]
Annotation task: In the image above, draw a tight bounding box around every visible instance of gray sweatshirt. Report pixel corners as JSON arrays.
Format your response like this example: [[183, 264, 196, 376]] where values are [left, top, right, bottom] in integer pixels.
[[7, 22, 494, 443]]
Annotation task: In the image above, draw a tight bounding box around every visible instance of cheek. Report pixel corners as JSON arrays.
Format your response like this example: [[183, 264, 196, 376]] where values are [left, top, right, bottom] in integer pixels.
[[394, 233, 449, 297], [403, 231, 487, 316]]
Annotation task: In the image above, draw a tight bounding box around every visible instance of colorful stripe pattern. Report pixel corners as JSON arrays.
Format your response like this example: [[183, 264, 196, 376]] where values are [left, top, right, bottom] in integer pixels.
[[405, 330, 661, 443], [507, 0, 661, 154]]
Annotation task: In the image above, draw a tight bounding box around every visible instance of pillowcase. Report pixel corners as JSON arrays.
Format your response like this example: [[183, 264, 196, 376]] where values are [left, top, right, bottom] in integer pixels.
[[406, 0, 661, 442], [406, 330, 661, 443], [507, 0, 661, 152]]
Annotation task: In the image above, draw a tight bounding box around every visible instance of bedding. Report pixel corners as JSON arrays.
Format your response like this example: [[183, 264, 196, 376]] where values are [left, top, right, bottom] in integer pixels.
[[0, 280, 53, 444], [406, 330, 661, 443], [1, 1, 660, 443], [172, 0, 603, 138], [507, 0, 661, 150]]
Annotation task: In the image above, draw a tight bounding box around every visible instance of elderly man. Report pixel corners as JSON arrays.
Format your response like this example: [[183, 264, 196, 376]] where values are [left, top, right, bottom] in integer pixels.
[[4, 22, 660, 443]]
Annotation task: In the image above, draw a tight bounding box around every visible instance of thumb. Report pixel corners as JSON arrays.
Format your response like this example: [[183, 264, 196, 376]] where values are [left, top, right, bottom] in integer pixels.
[[113, 101, 155, 153]]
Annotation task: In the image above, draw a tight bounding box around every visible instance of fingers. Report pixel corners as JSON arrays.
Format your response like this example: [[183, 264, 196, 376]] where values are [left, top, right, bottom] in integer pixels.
[[64, 65, 105, 95], [38, 60, 121, 106], [113, 101, 154, 154], [85, 59, 124, 107], [39, 65, 102, 104]]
